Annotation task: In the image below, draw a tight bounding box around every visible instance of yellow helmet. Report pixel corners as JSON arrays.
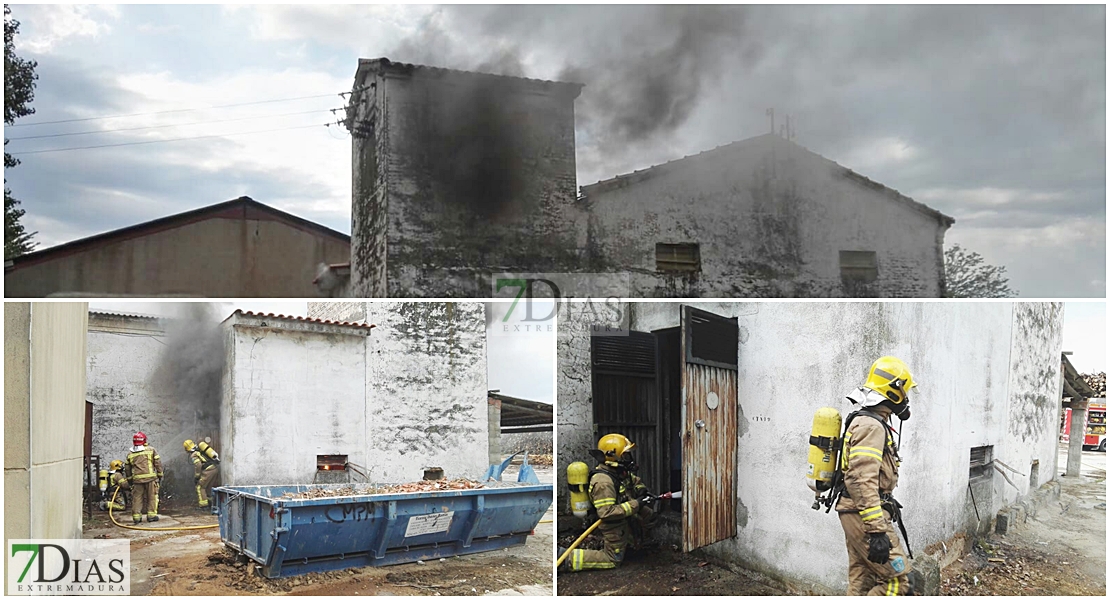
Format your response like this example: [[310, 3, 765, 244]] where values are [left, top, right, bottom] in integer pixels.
[[597, 433, 635, 467], [184, 439, 196, 453], [864, 356, 917, 405], [109, 460, 123, 471]]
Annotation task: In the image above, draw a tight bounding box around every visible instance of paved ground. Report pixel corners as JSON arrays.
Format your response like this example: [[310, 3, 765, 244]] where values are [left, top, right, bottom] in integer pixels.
[[940, 444, 1106, 596], [83, 464, 553, 596]]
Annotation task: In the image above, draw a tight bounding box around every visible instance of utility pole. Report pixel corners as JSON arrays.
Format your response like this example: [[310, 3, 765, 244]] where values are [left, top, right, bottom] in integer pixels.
[[766, 108, 774, 135]]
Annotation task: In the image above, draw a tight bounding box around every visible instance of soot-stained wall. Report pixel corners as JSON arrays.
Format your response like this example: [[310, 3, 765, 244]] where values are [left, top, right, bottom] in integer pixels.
[[87, 312, 221, 504], [557, 302, 1063, 592], [582, 135, 951, 298], [362, 302, 489, 481], [347, 59, 586, 298]]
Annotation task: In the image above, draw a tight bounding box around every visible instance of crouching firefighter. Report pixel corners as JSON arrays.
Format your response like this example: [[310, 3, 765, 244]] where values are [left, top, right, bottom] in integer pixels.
[[102, 460, 129, 511], [184, 439, 220, 512], [810, 356, 921, 596], [562, 433, 657, 571]]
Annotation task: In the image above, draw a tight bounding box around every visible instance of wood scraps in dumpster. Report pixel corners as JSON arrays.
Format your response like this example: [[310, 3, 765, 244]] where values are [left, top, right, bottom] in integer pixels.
[[279, 478, 486, 500]]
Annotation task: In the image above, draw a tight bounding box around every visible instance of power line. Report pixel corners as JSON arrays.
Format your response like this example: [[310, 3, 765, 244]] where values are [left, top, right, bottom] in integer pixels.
[[8, 121, 341, 156], [6, 107, 344, 141], [6, 92, 344, 128]]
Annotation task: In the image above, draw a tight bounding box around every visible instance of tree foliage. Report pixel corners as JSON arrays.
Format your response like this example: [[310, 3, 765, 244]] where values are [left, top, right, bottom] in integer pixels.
[[944, 243, 1016, 298], [5, 4, 38, 258]]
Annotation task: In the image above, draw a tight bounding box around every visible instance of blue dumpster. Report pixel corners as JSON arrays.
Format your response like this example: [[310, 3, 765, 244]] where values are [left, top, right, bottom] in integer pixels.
[[214, 481, 552, 578]]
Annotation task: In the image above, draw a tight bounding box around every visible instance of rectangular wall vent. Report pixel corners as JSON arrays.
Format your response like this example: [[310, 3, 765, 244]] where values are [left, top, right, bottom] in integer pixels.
[[969, 445, 993, 481], [656, 243, 701, 273], [840, 250, 878, 282]]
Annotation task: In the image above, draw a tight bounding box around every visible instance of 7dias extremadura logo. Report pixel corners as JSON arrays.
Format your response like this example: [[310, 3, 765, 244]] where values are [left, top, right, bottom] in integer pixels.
[[8, 540, 129, 596]]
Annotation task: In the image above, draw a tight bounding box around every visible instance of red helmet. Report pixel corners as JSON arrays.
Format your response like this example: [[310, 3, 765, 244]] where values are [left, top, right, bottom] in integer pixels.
[[133, 432, 147, 446]]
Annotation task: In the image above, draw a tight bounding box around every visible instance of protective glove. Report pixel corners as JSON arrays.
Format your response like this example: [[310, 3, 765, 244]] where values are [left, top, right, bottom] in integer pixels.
[[194, 474, 202, 483], [867, 532, 892, 564]]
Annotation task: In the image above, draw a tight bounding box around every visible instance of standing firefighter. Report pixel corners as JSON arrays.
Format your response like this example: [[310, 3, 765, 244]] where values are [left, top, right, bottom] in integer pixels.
[[564, 433, 656, 571], [126, 432, 163, 524], [184, 439, 220, 511], [835, 357, 920, 596]]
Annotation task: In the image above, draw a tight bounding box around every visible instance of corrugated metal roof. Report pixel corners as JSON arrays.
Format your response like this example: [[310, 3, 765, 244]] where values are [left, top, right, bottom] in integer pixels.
[[7, 196, 350, 271], [234, 310, 375, 330]]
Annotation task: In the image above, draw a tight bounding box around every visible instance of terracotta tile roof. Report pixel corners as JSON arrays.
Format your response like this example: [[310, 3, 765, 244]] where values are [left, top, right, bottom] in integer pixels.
[[234, 310, 375, 330], [88, 310, 165, 321]]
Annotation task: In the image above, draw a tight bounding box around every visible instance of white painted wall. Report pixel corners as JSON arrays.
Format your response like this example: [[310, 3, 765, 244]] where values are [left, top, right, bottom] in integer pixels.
[[558, 302, 1063, 591], [222, 304, 489, 486], [5, 302, 87, 544], [222, 319, 368, 486]]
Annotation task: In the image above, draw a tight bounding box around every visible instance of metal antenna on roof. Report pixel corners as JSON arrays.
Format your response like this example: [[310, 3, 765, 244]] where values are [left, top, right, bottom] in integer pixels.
[[766, 108, 774, 135]]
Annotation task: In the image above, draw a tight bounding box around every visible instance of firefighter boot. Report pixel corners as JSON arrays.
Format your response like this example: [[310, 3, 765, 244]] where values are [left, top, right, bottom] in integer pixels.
[[147, 513, 159, 522]]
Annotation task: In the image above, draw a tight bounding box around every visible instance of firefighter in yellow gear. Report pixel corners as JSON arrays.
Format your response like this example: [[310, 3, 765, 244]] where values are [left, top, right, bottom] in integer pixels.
[[184, 440, 219, 509], [126, 431, 163, 524], [836, 357, 917, 596], [105, 459, 129, 511], [565, 433, 656, 571]]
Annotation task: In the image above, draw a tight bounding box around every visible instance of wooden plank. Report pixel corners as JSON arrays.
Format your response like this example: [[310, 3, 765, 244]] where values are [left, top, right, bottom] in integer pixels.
[[681, 305, 738, 552]]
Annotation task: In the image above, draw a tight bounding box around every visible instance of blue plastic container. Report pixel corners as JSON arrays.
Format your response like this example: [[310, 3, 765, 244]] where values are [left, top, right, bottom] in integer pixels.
[[214, 481, 552, 578]]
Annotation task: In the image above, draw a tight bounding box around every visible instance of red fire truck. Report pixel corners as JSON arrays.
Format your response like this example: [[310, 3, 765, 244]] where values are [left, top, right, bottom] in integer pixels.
[[1061, 401, 1107, 451]]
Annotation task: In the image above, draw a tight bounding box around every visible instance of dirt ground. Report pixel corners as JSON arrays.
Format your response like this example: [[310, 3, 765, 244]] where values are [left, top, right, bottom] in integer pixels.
[[555, 517, 789, 596], [940, 447, 1106, 596], [558, 447, 1105, 596], [83, 465, 554, 596]]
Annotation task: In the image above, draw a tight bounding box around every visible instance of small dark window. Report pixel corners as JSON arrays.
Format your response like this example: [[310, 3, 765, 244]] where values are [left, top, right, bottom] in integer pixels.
[[317, 454, 348, 471], [969, 445, 993, 481], [656, 243, 701, 273], [840, 250, 878, 282]]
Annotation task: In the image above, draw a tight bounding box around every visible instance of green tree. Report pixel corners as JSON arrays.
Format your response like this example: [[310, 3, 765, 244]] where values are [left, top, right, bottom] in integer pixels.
[[5, 4, 38, 258], [944, 243, 1016, 298]]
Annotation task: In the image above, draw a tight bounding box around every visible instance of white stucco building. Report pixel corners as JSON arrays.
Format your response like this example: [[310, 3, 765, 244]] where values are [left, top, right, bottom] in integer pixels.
[[85, 304, 490, 502], [558, 302, 1063, 592]]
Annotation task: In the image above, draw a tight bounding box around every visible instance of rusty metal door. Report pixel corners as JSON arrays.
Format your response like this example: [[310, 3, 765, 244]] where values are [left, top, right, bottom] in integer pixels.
[[591, 331, 663, 494], [681, 306, 739, 552]]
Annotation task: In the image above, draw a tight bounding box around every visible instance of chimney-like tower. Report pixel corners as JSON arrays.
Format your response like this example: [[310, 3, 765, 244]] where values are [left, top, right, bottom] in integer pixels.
[[346, 58, 586, 297]]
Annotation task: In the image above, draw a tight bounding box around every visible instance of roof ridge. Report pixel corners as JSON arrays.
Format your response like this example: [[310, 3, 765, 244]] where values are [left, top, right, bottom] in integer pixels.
[[357, 57, 584, 90], [232, 309, 376, 330]]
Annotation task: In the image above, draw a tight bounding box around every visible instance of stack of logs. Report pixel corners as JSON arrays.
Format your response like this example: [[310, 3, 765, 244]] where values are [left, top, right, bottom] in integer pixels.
[[1081, 372, 1106, 398]]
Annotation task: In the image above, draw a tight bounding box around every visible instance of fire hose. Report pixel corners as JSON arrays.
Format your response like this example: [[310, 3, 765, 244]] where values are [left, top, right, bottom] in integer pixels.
[[555, 490, 679, 567], [108, 487, 219, 531], [556, 519, 600, 568]]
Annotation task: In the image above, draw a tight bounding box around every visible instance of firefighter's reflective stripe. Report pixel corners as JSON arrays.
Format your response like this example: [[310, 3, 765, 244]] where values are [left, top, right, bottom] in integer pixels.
[[129, 450, 159, 481], [569, 549, 617, 571], [594, 497, 617, 507], [859, 505, 884, 522], [619, 501, 634, 517], [886, 577, 899, 596], [849, 446, 884, 461]]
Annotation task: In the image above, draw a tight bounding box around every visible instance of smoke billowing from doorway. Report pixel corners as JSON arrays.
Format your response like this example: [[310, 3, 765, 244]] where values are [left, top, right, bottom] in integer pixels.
[[150, 303, 226, 503]]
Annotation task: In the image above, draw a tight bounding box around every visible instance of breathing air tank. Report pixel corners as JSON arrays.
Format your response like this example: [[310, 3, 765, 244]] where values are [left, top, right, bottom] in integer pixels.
[[198, 441, 220, 463], [566, 461, 591, 519], [807, 407, 843, 493], [98, 469, 109, 493]]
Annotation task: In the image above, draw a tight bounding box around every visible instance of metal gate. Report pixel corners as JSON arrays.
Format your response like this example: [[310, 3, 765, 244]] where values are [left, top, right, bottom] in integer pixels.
[[681, 306, 739, 552], [591, 331, 663, 494]]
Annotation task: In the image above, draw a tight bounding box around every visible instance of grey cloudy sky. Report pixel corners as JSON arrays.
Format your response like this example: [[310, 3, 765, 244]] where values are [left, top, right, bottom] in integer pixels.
[[7, 5, 1105, 297], [87, 301, 554, 403]]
